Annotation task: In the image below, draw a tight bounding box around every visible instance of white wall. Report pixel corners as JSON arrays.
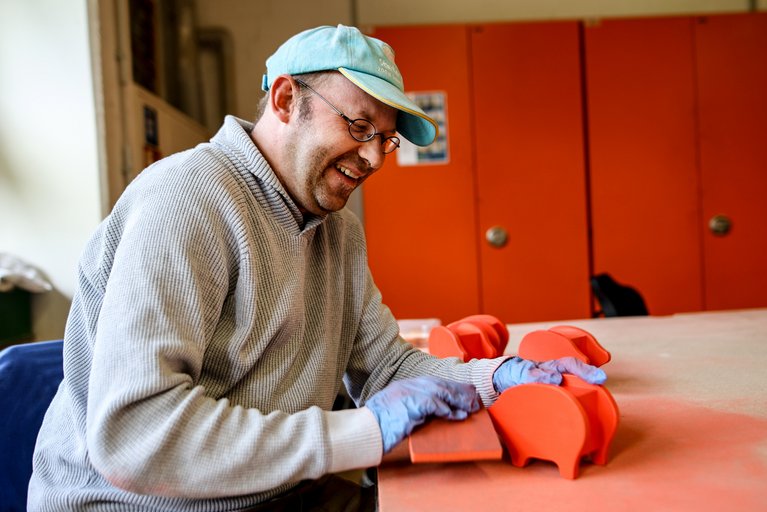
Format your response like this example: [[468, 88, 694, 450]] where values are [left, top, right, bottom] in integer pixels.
[[195, 0, 354, 124], [0, 0, 102, 340]]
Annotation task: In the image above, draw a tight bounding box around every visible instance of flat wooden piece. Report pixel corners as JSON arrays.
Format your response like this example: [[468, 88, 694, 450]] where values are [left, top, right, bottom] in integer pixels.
[[408, 407, 503, 463]]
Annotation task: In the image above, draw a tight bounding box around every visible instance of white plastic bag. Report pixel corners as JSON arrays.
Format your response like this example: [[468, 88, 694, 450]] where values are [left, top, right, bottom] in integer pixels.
[[0, 253, 53, 293]]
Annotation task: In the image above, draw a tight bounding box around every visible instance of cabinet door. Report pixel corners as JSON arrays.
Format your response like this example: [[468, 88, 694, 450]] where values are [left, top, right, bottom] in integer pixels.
[[695, 13, 767, 310], [364, 26, 480, 322], [471, 22, 591, 323], [585, 17, 704, 315]]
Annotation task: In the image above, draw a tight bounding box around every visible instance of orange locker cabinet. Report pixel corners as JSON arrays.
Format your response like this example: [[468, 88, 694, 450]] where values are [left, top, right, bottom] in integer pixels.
[[364, 22, 591, 324], [470, 22, 591, 323], [585, 16, 704, 315], [586, 13, 767, 315], [695, 13, 767, 311], [365, 13, 767, 325], [364, 25, 481, 322]]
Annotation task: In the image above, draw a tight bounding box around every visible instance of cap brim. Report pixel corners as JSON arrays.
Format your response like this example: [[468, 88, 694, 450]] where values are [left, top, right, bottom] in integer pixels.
[[339, 68, 438, 147]]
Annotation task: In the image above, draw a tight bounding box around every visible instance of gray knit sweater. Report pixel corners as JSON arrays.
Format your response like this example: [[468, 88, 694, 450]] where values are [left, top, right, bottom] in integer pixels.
[[28, 116, 506, 511]]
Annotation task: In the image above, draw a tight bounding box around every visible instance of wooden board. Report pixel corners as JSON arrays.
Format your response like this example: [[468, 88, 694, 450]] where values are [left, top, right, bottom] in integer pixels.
[[408, 407, 503, 463]]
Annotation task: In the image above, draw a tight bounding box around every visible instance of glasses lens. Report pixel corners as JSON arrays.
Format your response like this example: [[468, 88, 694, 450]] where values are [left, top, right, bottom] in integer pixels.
[[382, 136, 401, 154], [348, 119, 375, 142]]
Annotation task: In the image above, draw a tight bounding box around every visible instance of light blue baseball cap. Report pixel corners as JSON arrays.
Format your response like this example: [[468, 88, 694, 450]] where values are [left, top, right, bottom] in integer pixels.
[[262, 24, 438, 146]]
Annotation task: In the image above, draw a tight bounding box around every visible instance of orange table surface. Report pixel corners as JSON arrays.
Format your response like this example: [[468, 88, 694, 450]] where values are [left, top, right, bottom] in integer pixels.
[[379, 309, 767, 511]]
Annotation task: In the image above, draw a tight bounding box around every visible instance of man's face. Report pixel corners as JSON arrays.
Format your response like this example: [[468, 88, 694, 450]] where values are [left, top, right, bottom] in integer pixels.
[[281, 74, 398, 216]]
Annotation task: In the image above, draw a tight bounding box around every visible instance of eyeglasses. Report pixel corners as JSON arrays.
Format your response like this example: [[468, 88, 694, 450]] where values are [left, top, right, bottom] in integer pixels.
[[294, 78, 401, 154]]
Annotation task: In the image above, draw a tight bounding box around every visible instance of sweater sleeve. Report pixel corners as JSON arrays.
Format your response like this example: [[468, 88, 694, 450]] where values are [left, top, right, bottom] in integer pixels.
[[342, 219, 511, 409]]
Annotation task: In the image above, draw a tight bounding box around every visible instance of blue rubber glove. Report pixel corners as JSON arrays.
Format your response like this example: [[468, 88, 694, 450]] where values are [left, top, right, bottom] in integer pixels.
[[492, 356, 607, 393], [366, 376, 481, 453]]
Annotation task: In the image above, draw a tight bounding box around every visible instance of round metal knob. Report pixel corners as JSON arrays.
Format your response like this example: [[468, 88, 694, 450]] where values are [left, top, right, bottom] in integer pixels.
[[709, 214, 732, 236], [486, 226, 508, 248]]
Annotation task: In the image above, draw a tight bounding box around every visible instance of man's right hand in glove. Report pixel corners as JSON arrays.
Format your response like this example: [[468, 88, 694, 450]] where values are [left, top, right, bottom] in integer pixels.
[[365, 376, 480, 453]]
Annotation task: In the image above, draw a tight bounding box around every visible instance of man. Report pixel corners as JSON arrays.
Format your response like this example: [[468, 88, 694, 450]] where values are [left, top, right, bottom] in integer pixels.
[[29, 25, 605, 511]]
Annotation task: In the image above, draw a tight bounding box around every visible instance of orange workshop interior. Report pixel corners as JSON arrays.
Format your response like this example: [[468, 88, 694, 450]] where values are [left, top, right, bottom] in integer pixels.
[[2, 2, 767, 511], [364, 13, 767, 325]]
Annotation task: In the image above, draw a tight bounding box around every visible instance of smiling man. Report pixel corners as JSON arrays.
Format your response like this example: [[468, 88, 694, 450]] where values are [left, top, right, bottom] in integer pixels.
[[256, 73, 399, 216], [253, 25, 436, 221], [28, 25, 606, 511]]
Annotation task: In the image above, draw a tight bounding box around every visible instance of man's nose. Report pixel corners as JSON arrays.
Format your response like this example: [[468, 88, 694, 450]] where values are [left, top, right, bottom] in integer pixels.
[[358, 139, 386, 171]]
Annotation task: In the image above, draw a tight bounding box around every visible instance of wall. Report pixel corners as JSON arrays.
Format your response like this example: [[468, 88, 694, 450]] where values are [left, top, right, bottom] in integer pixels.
[[194, 0, 354, 124], [0, 0, 102, 340]]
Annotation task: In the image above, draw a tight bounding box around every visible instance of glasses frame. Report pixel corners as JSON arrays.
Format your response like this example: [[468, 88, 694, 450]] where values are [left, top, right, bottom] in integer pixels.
[[294, 78, 401, 154]]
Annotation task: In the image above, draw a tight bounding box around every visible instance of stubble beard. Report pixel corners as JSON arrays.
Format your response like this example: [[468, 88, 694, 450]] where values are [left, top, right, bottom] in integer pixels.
[[286, 137, 356, 215]]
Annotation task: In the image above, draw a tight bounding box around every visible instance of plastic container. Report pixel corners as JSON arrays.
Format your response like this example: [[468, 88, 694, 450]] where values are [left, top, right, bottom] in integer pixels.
[[397, 318, 441, 352]]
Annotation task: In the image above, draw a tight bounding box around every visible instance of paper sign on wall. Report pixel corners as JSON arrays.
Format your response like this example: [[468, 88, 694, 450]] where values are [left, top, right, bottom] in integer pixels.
[[397, 91, 449, 166]]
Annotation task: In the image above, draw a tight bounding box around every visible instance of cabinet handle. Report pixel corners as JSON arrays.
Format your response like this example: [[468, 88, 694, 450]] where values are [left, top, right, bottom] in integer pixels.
[[709, 214, 732, 236], [486, 226, 509, 248]]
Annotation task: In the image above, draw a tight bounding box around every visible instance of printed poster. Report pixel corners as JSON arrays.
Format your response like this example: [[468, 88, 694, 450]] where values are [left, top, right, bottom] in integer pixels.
[[397, 91, 449, 166]]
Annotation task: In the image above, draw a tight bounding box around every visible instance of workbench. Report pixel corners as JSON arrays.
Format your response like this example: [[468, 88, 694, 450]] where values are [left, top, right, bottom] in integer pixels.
[[379, 309, 767, 511]]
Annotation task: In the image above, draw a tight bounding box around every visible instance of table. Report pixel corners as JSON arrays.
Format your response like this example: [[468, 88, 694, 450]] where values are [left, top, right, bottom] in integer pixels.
[[379, 309, 767, 511]]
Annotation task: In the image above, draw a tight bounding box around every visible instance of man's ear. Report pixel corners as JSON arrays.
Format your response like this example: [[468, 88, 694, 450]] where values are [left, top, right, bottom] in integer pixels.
[[269, 75, 299, 124]]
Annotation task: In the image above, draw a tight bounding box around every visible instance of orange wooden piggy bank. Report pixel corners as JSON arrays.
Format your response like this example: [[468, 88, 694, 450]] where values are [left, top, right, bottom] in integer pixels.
[[428, 314, 509, 361], [489, 326, 619, 479], [517, 325, 611, 367]]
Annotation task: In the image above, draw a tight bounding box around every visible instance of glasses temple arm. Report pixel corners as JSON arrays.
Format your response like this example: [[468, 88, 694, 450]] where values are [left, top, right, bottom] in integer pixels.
[[294, 78, 350, 122]]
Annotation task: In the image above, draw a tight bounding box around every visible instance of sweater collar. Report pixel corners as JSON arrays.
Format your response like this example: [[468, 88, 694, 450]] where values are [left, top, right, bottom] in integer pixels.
[[212, 115, 326, 234]]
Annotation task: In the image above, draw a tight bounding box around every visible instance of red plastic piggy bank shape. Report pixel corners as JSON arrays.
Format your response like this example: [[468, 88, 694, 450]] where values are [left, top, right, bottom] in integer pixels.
[[428, 314, 509, 361], [517, 325, 611, 367], [490, 325, 618, 479], [488, 374, 618, 479]]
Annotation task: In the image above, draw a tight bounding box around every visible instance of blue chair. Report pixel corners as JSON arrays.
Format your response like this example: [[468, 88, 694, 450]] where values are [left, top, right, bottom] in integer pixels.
[[0, 340, 64, 511]]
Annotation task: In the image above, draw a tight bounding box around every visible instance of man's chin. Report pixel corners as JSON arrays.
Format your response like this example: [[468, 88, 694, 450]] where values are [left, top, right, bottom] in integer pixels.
[[315, 192, 353, 214], [316, 201, 347, 215]]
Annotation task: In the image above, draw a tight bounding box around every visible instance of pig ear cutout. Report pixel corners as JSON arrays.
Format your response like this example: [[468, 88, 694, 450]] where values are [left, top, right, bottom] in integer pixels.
[[455, 315, 509, 355], [428, 325, 470, 361], [518, 330, 590, 364], [549, 325, 611, 367], [447, 322, 498, 359], [518, 325, 611, 367], [429, 315, 509, 361]]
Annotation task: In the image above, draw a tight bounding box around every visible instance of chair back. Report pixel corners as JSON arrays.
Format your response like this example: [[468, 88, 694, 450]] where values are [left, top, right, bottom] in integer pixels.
[[0, 340, 64, 511]]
